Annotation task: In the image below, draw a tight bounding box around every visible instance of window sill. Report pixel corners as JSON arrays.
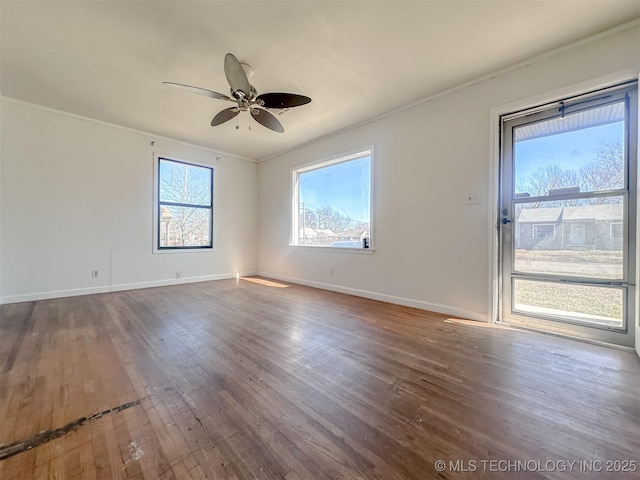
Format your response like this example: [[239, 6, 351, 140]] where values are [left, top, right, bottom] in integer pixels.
[[153, 247, 216, 254], [288, 245, 375, 254]]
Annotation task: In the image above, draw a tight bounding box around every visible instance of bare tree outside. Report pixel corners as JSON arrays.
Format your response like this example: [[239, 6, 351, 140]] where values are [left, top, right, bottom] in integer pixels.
[[159, 159, 213, 248], [300, 205, 360, 233], [517, 140, 624, 209], [579, 140, 624, 196], [295, 154, 371, 246], [298, 203, 369, 245], [517, 164, 581, 208]]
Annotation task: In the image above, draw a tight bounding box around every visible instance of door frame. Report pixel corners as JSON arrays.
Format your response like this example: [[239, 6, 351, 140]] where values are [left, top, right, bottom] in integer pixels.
[[487, 69, 640, 351]]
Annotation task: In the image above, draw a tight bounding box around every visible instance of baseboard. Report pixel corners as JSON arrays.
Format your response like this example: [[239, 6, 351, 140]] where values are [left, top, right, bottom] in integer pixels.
[[0, 285, 114, 304], [2, 271, 486, 322], [0, 271, 258, 305], [108, 273, 245, 293], [258, 271, 486, 322]]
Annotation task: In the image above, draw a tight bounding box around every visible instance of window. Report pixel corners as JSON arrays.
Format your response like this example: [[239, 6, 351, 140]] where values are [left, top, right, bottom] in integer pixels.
[[292, 149, 372, 248], [155, 156, 213, 250], [611, 222, 623, 239], [533, 224, 555, 239]]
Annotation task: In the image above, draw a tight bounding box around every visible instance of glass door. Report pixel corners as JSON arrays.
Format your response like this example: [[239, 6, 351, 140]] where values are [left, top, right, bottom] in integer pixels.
[[500, 83, 638, 346]]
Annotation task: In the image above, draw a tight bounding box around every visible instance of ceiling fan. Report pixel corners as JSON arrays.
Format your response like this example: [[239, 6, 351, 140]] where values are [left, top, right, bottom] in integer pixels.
[[164, 53, 311, 133]]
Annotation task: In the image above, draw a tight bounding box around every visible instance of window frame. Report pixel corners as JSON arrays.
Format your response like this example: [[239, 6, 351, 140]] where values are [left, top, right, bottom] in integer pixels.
[[610, 221, 624, 240], [153, 154, 214, 253], [498, 81, 637, 345], [290, 147, 374, 251]]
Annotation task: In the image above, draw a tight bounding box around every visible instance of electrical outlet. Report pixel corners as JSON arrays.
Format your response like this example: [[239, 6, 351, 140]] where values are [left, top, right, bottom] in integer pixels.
[[176, 272, 181, 279], [92, 270, 99, 278], [330, 268, 335, 277]]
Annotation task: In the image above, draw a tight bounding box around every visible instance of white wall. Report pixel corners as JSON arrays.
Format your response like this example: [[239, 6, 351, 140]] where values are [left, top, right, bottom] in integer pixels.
[[0, 100, 258, 303], [257, 25, 640, 321], [1, 24, 638, 317]]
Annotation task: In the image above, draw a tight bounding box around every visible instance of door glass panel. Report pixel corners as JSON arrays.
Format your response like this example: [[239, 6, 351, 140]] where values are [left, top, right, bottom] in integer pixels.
[[501, 85, 636, 345], [513, 279, 623, 328], [514, 197, 624, 279], [514, 101, 625, 197]]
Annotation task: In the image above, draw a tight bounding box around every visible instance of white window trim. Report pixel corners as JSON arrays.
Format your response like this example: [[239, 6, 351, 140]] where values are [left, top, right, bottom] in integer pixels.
[[152, 153, 216, 254], [290, 146, 374, 250], [533, 223, 556, 239]]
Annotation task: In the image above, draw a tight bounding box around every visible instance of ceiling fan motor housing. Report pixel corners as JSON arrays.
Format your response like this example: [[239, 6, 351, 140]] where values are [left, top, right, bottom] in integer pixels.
[[165, 52, 311, 133]]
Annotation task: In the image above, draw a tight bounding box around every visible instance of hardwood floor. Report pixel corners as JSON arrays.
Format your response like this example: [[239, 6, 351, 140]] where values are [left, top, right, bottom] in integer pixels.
[[0, 277, 639, 479]]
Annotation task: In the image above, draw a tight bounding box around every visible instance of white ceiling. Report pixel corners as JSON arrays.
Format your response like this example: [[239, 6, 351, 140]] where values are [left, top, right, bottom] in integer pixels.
[[2, 1, 639, 161]]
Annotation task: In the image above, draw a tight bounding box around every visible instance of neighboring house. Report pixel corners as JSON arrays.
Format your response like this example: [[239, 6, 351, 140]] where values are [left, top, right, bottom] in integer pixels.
[[299, 227, 336, 245], [336, 227, 369, 242], [516, 204, 623, 250], [159, 206, 174, 246]]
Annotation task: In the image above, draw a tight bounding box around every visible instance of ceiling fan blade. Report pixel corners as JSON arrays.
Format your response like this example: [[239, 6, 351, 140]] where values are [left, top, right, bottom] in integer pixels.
[[251, 108, 284, 133], [224, 53, 251, 97], [211, 107, 240, 126], [256, 92, 312, 109], [163, 82, 232, 102]]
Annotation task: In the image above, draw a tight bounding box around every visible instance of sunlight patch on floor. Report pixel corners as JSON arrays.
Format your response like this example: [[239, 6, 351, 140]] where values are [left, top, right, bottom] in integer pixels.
[[241, 277, 289, 288]]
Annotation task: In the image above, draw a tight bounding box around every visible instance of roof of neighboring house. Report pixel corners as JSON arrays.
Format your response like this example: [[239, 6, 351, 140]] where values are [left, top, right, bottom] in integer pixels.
[[517, 203, 622, 223], [518, 207, 562, 223], [299, 228, 336, 238], [339, 227, 369, 237], [563, 203, 623, 221], [160, 206, 173, 220]]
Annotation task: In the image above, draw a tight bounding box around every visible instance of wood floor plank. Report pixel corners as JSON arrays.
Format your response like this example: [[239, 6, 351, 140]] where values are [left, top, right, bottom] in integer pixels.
[[1, 277, 639, 479]]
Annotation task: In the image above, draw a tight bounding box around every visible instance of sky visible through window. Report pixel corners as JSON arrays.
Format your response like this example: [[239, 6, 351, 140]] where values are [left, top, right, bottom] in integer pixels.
[[515, 121, 624, 193], [299, 155, 371, 223], [159, 160, 211, 205]]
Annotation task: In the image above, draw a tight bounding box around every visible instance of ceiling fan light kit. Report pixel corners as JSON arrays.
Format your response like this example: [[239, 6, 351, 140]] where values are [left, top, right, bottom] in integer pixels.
[[164, 53, 311, 133]]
